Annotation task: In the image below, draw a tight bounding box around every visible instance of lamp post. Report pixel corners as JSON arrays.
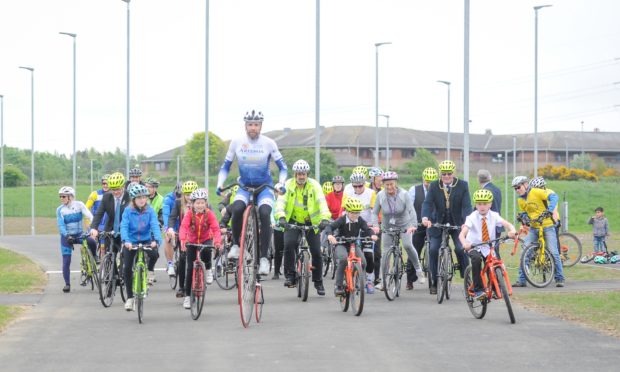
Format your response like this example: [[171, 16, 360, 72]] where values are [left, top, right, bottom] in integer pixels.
[[0, 94, 4, 236], [375, 41, 391, 167], [122, 0, 131, 176], [205, 0, 210, 190], [19, 66, 35, 235], [314, 0, 321, 180], [533, 4, 552, 177], [580, 120, 584, 156], [90, 159, 94, 191], [59, 32, 77, 191], [437, 80, 451, 159], [379, 114, 390, 170]]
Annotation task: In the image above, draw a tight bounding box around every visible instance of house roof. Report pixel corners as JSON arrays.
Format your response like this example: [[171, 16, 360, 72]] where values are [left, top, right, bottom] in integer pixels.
[[142, 145, 185, 163]]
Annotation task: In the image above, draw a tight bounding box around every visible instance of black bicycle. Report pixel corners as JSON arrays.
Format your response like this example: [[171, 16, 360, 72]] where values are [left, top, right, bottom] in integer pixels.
[[213, 230, 237, 290], [432, 223, 461, 304], [98, 231, 126, 307], [285, 224, 318, 302], [381, 227, 407, 301]]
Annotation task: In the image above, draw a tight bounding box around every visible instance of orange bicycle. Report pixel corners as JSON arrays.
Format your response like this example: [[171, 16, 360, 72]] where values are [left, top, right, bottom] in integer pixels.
[[333, 236, 371, 316], [464, 236, 515, 324]]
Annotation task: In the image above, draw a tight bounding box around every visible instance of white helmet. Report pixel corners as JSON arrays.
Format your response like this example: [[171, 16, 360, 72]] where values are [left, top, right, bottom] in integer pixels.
[[58, 186, 75, 197], [511, 176, 528, 187], [292, 159, 310, 173], [350, 172, 366, 184]]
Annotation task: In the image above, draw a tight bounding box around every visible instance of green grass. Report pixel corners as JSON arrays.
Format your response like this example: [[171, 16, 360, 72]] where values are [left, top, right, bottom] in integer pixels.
[[514, 291, 620, 338], [0, 248, 46, 293], [0, 305, 25, 332]]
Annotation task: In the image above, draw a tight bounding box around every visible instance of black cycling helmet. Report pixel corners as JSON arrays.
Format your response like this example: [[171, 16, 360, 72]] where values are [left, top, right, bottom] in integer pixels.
[[129, 167, 143, 177]]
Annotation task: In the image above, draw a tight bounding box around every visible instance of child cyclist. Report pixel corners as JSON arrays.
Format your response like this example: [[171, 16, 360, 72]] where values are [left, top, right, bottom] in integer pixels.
[[121, 184, 163, 311], [325, 198, 378, 296], [179, 188, 222, 309], [459, 189, 516, 299]]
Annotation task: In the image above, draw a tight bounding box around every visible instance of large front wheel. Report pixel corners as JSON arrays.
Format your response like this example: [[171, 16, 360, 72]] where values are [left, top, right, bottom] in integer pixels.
[[238, 206, 258, 328], [134, 265, 145, 324], [190, 261, 206, 320], [299, 251, 310, 302], [495, 267, 515, 324], [98, 253, 115, 308], [521, 244, 555, 288], [382, 248, 399, 301], [350, 262, 365, 316], [559, 232, 582, 267], [463, 265, 486, 319], [436, 248, 447, 304]]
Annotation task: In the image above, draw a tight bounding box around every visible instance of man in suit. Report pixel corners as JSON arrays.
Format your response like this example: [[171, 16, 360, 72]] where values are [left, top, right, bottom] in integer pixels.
[[89, 172, 131, 253], [478, 169, 503, 257], [421, 160, 472, 294]]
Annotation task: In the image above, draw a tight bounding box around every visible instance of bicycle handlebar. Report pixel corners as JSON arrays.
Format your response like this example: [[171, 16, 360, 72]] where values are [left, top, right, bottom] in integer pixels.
[[333, 236, 373, 245], [221, 182, 278, 195], [380, 227, 408, 235], [127, 243, 155, 251], [285, 224, 320, 231], [184, 243, 214, 251], [470, 236, 509, 249], [430, 223, 461, 231]]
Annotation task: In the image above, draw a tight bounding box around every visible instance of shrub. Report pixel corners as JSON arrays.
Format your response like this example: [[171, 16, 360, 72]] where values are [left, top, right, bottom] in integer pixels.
[[538, 164, 598, 182]]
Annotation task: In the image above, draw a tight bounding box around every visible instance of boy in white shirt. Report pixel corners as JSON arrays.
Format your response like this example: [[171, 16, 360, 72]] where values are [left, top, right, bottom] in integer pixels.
[[459, 189, 516, 299]]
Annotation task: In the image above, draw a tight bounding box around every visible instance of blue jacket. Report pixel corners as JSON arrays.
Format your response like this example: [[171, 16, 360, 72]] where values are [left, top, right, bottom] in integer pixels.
[[120, 205, 163, 246], [162, 191, 178, 231]]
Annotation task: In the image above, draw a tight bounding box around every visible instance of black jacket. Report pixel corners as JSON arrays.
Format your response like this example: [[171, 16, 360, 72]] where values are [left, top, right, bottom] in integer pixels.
[[324, 215, 374, 239], [421, 178, 472, 238], [90, 191, 131, 232]]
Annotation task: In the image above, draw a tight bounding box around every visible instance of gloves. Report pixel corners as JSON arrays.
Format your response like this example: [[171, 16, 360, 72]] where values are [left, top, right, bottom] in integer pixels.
[[278, 217, 287, 228], [319, 219, 330, 231], [216, 187, 223, 196], [274, 183, 286, 195], [65, 236, 74, 244]]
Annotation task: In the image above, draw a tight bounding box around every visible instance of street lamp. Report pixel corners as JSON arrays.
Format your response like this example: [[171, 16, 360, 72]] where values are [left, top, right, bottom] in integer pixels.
[[580, 120, 584, 156], [533, 4, 552, 177], [437, 80, 451, 159], [19, 66, 35, 235], [379, 114, 390, 170], [0, 94, 4, 236], [375, 41, 391, 167], [122, 0, 131, 176], [59, 32, 77, 190]]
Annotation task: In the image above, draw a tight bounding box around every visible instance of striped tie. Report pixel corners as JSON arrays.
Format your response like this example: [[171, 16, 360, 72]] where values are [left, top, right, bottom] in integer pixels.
[[482, 216, 490, 242]]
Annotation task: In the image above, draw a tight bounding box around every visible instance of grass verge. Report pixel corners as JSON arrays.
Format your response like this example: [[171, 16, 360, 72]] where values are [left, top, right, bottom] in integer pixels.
[[514, 291, 620, 338], [0, 306, 26, 333]]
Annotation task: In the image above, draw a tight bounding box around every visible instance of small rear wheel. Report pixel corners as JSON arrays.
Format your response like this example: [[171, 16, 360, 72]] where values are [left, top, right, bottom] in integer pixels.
[[463, 265, 487, 319], [255, 284, 264, 322]]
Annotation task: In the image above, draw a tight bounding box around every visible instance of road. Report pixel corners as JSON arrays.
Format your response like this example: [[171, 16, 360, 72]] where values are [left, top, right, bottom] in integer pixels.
[[1, 235, 619, 372]]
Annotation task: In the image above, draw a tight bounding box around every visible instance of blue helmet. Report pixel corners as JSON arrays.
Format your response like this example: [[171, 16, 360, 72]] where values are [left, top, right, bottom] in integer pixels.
[[594, 256, 608, 264], [129, 184, 149, 199]]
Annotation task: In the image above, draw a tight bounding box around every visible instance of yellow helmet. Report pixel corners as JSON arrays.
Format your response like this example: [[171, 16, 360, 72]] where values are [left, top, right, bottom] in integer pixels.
[[438, 160, 456, 173], [352, 166, 368, 179], [182, 180, 199, 194], [107, 172, 125, 189], [422, 167, 439, 182], [344, 198, 363, 213], [473, 189, 494, 203], [322, 181, 333, 194]]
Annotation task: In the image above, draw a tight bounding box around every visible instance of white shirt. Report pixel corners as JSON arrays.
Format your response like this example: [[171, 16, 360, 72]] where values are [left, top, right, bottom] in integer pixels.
[[464, 210, 504, 256]]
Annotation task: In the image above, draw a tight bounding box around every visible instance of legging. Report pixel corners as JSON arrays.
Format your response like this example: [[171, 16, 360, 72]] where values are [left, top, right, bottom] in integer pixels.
[[184, 240, 213, 296], [123, 242, 160, 299]]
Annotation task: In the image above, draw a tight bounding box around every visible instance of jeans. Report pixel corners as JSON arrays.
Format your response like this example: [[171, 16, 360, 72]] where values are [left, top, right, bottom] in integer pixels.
[[283, 224, 323, 283], [517, 226, 564, 283], [428, 230, 467, 287], [593, 236, 606, 253]]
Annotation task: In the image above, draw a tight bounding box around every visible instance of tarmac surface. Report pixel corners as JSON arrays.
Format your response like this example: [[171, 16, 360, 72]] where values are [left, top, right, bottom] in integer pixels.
[[1, 235, 619, 372]]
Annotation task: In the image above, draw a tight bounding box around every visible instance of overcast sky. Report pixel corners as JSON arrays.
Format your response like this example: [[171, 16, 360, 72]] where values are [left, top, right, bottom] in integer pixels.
[[0, 0, 618, 157]]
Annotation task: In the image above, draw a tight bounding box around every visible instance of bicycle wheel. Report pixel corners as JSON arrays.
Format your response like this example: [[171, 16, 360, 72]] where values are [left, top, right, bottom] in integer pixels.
[[79, 250, 90, 289], [322, 245, 331, 278], [300, 251, 310, 302], [87, 248, 100, 293], [117, 252, 127, 303], [350, 262, 365, 316], [214, 246, 236, 290], [98, 253, 115, 307], [339, 283, 350, 313], [463, 266, 486, 319], [559, 232, 582, 267], [382, 248, 398, 301], [521, 244, 555, 288], [169, 247, 179, 290], [437, 248, 447, 304], [331, 246, 337, 280], [238, 205, 258, 328], [444, 248, 453, 300], [495, 267, 515, 324], [135, 265, 145, 324], [191, 261, 206, 320], [255, 284, 264, 323]]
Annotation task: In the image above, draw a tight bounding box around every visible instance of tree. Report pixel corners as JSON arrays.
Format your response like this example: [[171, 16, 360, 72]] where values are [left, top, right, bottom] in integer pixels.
[[184, 132, 226, 174], [3, 165, 28, 187], [398, 148, 438, 183], [279, 148, 338, 183]]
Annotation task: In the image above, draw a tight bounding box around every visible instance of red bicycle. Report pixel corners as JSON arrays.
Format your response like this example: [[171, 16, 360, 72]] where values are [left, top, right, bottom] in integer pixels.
[[185, 243, 213, 320], [333, 236, 371, 316]]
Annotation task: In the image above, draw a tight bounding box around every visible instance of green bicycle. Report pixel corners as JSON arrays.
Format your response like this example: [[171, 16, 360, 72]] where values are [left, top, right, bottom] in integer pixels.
[[131, 243, 153, 324], [78, 233, 100, 292]]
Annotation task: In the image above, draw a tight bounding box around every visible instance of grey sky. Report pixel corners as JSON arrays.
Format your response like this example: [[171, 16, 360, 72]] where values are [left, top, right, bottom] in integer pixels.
[[0, 0, 618, 157]]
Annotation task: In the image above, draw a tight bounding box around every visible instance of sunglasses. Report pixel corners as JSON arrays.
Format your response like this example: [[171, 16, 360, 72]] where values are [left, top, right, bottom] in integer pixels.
[[59, 195, 69, 199], [102, 182, 108, 186], [513, 185, 522, 190], [441, 172, 453, 176], [353, 185, 364, 189]]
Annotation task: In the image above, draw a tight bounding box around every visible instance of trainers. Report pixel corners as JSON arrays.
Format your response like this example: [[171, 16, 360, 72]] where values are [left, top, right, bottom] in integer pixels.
[[430, 286, 437, 295], [167, 263, 176, 276], [474, 290, 486, 300], [272, 272, 280, 280], [62, 284, 70, 293], [375, 282, 384, 291], [227, 244, 240, 259], [334, 285, 345, 296], [183, 296, 191, 309], [406, 282, 414, 290], [315, 281, 326, 296], [258, 257, 270, 275], [556, 280, 565, 288], [416, 271, 426, 285], [366, 281, 375, 294], [205, 269, 214, 285], [124, 298, 135, 311], [284, 277, 296, 288], [175, 289, 185, 298], [80, 278, 88, 287], [148, 271, 155, 285], [512, 281, 527, 287]]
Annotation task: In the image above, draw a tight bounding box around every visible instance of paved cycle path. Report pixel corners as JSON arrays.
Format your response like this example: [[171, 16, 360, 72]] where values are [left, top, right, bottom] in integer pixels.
[[1, 235, 619, 372]]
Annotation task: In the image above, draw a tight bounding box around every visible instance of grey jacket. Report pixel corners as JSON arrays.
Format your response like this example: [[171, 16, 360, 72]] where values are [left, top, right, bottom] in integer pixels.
[[588, 216, 609, 237], [372, 188, 417, 229]]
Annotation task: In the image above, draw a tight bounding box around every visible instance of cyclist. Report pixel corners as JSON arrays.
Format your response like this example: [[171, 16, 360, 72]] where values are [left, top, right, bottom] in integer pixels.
[[368, 167, 383, 193], [125, 167, 144, 189], [90, 172, 131, 259], [341, 172, 379, 291], [216, 110, 287, 277], [145, 177, 164, 227], [344, 165, 370, 194], [530, 176, 560, 221], [56, 186, 94, 293], [421, 160, 472, 295], [512, 176, 565, 287], [405, 167, 438, 290], [120, 184, 162, 311], [162, 181, 182, 276], [477, 169, 504, 258], [167, 180, 199, 297], [179, 188, 221, 309], [371, 171, 425, 290], [325, 198, 378, 296], [459, 189, 516, 300], [275, 159, 331, 295], [325, 175, 345, 220]]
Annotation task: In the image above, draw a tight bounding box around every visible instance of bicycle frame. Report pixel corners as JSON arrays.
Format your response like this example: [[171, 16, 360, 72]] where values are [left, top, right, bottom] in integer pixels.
[[468, 239, 511, 301]]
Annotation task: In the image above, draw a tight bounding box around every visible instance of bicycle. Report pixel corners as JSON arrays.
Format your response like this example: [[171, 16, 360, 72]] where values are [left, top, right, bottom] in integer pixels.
[[463, 236, 516, 324], [333, 236, 370, 316], [221, 182, 276, 328], [419, 230, 432, 291], [513, 221, 582, 267], [129, 243, 154, 324], [168, 232, 180, 290], [213, 230, 237, 290], [381, 227, 407, 301], [185, 243, 213, 320], [98, 231, 126, 307], [432, 223, 461, 304], [285, 224, 319, 302], [76, 233, 100, 292], [580, 239, 614, 263], [519, 213, 556, 288]]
